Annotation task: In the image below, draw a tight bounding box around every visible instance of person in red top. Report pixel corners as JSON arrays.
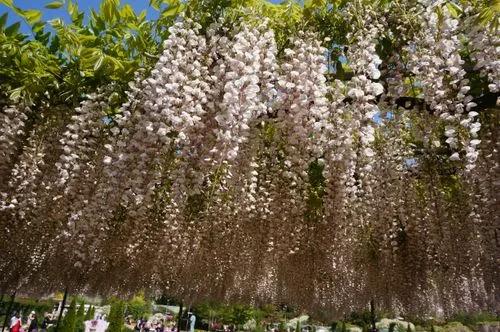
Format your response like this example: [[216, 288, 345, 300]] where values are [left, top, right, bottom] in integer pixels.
[[10, 312, 22, 332]]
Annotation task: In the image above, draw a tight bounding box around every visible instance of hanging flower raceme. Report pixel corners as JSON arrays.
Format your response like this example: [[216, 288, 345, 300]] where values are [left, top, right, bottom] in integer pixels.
[[275, 31, 329, 184], [405, 5, 481, 170], [469, 23, 500, 93], [0, 105, 29, 191], [56, 90, 111, 188]]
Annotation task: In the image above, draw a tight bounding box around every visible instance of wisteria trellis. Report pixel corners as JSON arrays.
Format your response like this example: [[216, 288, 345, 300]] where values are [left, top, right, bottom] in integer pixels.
[[0, 1, 498, 317]]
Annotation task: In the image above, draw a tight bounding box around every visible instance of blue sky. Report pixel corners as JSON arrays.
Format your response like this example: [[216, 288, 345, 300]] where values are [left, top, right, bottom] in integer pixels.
[[0, 0, 163, 34], [1, 0, 286, 35], [1, 0, 290, 34]]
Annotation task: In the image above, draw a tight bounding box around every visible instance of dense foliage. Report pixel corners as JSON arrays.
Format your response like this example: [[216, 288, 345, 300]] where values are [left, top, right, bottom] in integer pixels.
[[126, 293, 151, 320], [0, 0, 499, 320], [108, 299, 126, 332], [61, 298, 77, 332]]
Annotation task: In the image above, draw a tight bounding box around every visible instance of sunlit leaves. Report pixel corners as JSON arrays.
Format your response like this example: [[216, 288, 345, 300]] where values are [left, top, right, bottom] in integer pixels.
[[100, 0, 120, 23], [0, 0, 14, 8], [0, 1, 42, 25], [22, 9, 42, 25], [445, 2, 462, 18], [476, 0, 500, 30], [160, 2, 184, 19], [45, 1, 65, 9], [0, 0, 166, 105]]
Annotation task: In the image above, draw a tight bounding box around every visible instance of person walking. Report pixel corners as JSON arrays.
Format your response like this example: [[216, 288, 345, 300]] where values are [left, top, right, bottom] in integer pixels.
[[27, 314, 38, 332], [135, 318, 143, 332], [156, 319, 165, 332], [10, 313, 22, 332], [144, 320, 151, 332], [26, 312, 36, 330], [40, 315, 50, 332], [188, 313, 195, 332]]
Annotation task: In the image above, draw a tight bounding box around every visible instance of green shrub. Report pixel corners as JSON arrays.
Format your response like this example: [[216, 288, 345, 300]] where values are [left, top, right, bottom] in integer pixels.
[[61, 299, 77, 332], [348, 311, 373, 328], [449, 313, 500, 327], [126, 293, 150, 320], [231, 305, 253, 329], [108, 300, 125, 332], [84, 306, 95, 321], [76, 301, 85, 332], [331, 322, 337, 332]]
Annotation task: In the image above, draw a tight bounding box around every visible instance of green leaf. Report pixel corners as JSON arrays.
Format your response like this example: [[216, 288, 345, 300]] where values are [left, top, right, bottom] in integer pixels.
[[78, 33, 98, 43], [101, 0, 120, 23], [160, 4, 183, 19], [5, 21, 20, 36], [32, 21, 45, 33], [68, 0, 82, 24], [22, 9, 42, 25], [121, 4, 136, 20], [94, 55, 104, 71], [446, 2, 462, 18], [49, 18, 63, 29], [149, 0, 161, 11], [45, 1, 64, 9], [164, 0, 181, 5], [0, 12, 8, 29], [335, 60, 344, 80], [79, 47, 100, 60], [9, 86, 23, 101], [138, 10, 147, 21], [35, 30, 51, 45], [0, 0, 14, 8], [106, 55, 124, 70]]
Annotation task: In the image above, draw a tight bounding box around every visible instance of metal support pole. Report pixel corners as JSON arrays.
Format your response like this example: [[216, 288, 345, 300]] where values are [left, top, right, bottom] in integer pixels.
[[177, 303, 183, 332], [185, 305, 191, 332], [370, 299, 376, 332], [1, 291, 16, 332], [54, 288, 68, 332]]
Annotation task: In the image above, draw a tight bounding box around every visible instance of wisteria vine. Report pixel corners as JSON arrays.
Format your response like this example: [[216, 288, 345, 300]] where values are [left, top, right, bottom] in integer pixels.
[[0, 1, 498, 318]]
